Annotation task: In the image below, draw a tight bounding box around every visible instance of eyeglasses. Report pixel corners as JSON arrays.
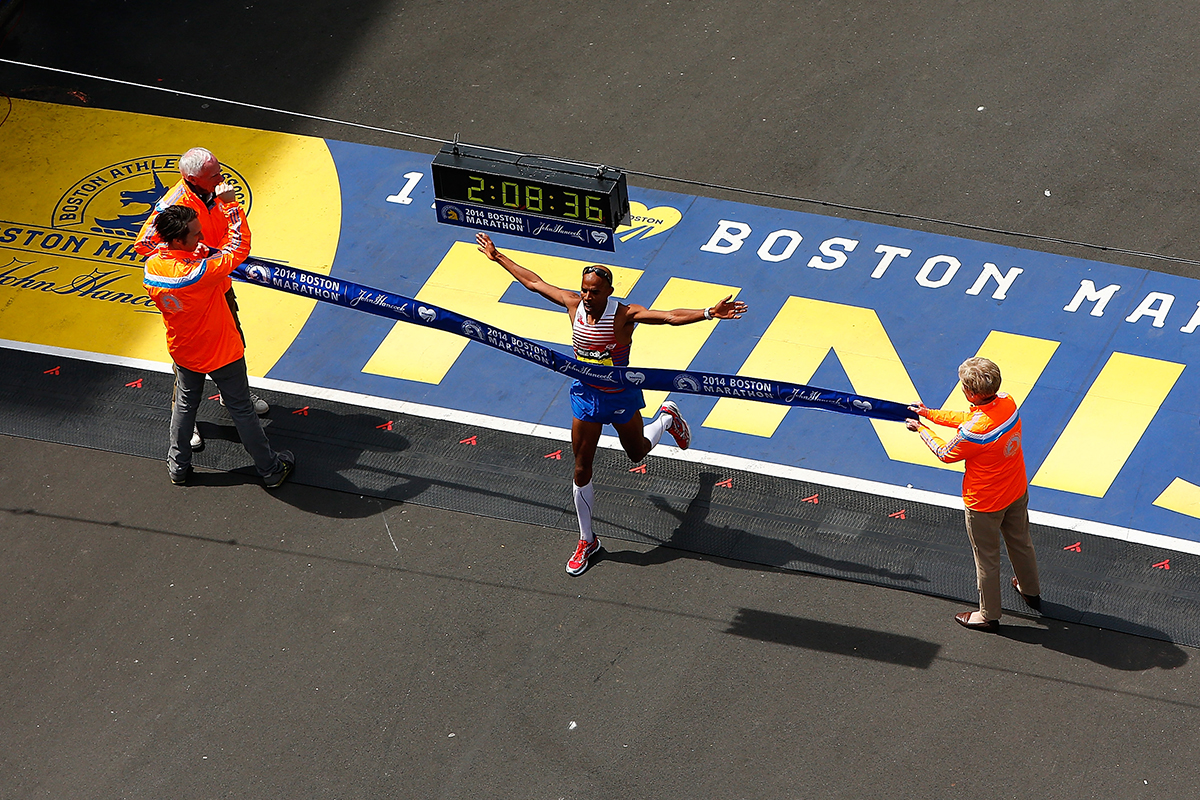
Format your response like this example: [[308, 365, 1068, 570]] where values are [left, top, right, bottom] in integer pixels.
[[582, 265, 613, 285]]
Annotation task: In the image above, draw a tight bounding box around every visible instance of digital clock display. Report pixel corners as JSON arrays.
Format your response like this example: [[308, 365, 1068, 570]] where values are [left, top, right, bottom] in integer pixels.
[[432, 144, 629, 230], [438, 170, 612, 225]]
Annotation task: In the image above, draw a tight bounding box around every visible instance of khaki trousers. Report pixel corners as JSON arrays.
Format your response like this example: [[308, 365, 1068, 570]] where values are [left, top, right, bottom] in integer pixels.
[[963, 490, 1040, 621]]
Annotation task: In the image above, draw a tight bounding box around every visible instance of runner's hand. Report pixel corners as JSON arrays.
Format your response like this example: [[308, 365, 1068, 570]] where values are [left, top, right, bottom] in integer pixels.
[[215, 182, 238, 203], [476, 232, 500, 261], [711, 295, 748, 319]]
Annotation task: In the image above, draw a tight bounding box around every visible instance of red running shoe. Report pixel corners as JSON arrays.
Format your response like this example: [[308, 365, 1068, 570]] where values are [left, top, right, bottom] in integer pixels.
[[659, 401, 691, 449], [566, 537, 600, 575]]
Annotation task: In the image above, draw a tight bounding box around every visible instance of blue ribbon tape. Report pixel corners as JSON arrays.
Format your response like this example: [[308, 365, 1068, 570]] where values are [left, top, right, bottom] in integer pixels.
[[234, 257, 912, 423]]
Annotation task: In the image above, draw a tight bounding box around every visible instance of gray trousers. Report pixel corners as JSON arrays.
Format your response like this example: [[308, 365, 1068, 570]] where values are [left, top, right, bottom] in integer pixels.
[[169, 357, 282, 479]]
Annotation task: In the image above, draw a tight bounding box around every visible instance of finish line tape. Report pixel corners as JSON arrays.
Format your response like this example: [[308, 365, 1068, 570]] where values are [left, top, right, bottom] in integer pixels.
[[234, 257, 911, 422]]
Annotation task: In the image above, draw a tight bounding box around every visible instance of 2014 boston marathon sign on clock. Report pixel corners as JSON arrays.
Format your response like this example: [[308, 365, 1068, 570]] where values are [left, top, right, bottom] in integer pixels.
[[431, 142, 630, 252]]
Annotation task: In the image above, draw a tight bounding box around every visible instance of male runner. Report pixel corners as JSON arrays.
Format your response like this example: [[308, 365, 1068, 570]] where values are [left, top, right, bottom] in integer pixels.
[[476, 232, 748, 575]]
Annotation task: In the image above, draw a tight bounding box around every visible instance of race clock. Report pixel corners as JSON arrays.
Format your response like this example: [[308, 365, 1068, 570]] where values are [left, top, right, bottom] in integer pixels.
[[431, 144, 630, 231]]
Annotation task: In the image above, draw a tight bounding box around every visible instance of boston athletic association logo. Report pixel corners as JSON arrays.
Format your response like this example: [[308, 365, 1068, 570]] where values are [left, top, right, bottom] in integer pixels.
[[52, 155, 253, 239], [673, 373, 701, 393], [243, 263, 272, 285], [0, 155, 258, 314], [461, 320, 487, 340]]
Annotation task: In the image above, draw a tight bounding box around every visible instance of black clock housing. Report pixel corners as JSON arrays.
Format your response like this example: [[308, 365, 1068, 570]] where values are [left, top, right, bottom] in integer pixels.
[[432, 144, 629, 230]]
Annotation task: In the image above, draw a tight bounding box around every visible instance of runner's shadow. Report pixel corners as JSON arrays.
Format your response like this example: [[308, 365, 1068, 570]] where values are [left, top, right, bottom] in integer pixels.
[[600, 472, 929, 582], [1000, 604, 1189, 670]]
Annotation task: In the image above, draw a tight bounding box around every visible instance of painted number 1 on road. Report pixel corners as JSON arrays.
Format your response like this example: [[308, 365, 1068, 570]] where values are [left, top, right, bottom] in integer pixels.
[[386, 172, 423, 205]]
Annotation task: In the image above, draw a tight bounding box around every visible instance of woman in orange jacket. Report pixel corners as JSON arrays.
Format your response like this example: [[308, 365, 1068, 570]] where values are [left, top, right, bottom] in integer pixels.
[[907, 357, 1041, 632]]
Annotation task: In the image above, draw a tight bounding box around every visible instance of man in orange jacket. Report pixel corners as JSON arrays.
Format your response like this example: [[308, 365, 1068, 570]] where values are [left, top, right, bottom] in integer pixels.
[[907, 357, 1041, 632], [143, 204, 294, 489], [135, 147, 270, 450]]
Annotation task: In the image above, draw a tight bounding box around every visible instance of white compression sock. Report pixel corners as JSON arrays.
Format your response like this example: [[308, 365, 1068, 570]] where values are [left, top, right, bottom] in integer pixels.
[[644, 413, 670, 449], [572, 481, 595, 543]]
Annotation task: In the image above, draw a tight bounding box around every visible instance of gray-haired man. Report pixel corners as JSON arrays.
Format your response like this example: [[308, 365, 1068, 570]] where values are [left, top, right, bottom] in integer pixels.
[[134, 147, 270, 448]]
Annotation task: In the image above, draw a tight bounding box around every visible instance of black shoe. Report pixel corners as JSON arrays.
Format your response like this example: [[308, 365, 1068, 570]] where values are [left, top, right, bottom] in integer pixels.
[[264, 450, 294, 489], [1011, 577, 1041, 610], [170, 466, 192, 486]]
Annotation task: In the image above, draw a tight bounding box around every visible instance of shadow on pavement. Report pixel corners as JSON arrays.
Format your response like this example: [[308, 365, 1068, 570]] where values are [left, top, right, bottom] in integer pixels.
[[724, 607, 941, 668], [1000, 608, 1189, 671], [608, 471, 930, 582]]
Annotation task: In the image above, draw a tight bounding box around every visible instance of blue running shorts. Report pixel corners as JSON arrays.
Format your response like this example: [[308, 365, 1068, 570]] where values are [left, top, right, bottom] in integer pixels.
[[570, 381, 645, 425]]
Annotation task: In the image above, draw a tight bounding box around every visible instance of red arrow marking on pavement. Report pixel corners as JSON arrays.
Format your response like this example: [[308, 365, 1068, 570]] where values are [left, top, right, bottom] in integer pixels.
[[544, 449, 562, 460], [801, 494, 819, 504], [459, 435, 477, 445], [292, 406, 309, 416], [125, 378, 143, 388], [43, 366, 60, 375], [629, 464, 647, 474], [376, 420, 393, 431], [1064, 542, 1082, 552], [888, 509, 906, 519], [1153, 559, 1171, 570], [714, 477, 733, 488]]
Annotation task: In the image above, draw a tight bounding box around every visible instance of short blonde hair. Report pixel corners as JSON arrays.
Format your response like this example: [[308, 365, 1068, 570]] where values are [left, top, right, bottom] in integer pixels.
[[958, 357, 1002, 396]]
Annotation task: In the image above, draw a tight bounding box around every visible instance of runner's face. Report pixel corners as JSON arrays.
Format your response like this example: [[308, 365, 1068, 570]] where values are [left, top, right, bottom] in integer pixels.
[[579, 273, 612, 314]]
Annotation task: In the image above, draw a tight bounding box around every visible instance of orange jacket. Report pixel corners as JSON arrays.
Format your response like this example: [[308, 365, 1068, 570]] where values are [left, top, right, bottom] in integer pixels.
[[135, 179, 232, 255], [135, 179, 236, 292], [142, 203, 251, 374], [917, 393, 1027, 512]]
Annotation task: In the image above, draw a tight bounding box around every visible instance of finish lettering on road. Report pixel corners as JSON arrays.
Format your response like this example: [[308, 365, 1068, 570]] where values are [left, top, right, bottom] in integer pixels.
[[630, 276, 742, 412], [363, 245, 1183, 497]]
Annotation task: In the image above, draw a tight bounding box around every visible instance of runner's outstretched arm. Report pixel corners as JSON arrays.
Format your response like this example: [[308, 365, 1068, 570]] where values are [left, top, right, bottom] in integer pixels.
[[476, 232, 577, 308], [625, 295, 748, 325]]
